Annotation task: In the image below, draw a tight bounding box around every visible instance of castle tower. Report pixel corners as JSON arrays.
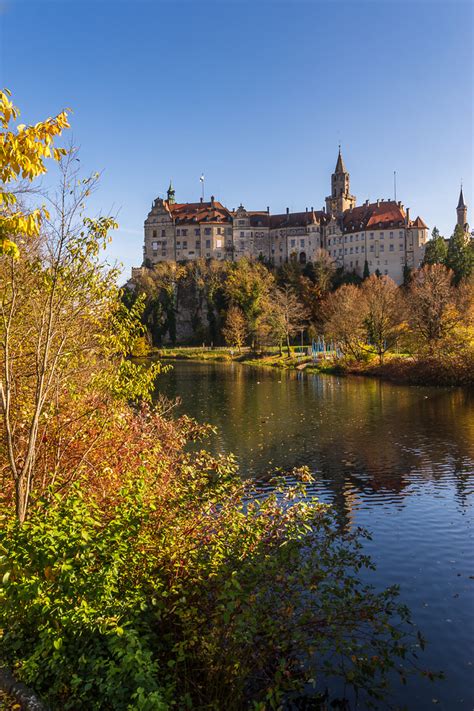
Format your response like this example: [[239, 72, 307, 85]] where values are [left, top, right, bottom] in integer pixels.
[[325, 147, 356, 217], [457, 185, 467, 229], [167, 180, 176, 205]]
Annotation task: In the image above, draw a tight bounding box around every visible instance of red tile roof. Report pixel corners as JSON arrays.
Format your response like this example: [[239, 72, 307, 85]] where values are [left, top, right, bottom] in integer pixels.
[[412, 216, 428, 229], [167, 200, 232, 224], [343, 201, 408, 232]]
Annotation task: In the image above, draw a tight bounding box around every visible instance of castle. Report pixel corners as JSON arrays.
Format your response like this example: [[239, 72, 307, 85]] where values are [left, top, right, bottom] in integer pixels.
[[140, 149, 434, 285]]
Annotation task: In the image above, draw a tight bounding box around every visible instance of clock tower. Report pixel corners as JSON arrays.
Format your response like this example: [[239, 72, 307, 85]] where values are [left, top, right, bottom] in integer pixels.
[[325, 147, 356, 217]]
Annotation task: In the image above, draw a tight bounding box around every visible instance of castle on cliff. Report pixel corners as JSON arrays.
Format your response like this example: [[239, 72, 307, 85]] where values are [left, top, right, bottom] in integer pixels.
[[137, 150, 467, 285]]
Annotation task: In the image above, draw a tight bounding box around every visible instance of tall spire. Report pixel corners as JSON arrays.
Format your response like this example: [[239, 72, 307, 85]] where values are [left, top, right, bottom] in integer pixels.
[[167, 180, 176, 205], [457, 184, 466, 209], [456, 183, 468, 228], [335, 145, 346, 174]]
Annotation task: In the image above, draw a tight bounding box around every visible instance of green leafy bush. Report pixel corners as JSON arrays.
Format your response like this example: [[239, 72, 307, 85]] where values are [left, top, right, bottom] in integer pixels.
[[0, 457, 434, 710]]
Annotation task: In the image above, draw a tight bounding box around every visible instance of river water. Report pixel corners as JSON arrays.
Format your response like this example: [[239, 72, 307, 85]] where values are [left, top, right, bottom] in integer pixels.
[[158, 360, 474, 710]]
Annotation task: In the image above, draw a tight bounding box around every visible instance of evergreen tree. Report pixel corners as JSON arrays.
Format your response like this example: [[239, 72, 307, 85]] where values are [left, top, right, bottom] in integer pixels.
[[363, 260, 370, 279], [446, 224, 474, 285], [403, 264, 413, 287], [423, 227, 448, 266]]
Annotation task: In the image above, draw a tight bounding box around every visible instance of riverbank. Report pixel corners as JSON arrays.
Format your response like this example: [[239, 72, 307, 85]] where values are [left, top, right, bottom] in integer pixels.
[[151, 347, 473, 387]]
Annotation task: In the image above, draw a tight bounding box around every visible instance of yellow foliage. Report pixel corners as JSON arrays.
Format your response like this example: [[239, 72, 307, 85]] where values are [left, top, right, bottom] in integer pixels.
[[0, 88, 69, 255]]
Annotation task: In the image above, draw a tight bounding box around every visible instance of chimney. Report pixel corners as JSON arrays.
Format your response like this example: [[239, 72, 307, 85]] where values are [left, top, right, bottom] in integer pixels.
[[200, 197, 203, 203], [267, 206, 270, 214], [322, 206, 325, 213], [286, 207, 289, 215], [306, 207, 308, 213], [377, 199, 380, 207], [211, 195, 215, 206], [398, 201, 401, 208], [406, 207, 410, 224]]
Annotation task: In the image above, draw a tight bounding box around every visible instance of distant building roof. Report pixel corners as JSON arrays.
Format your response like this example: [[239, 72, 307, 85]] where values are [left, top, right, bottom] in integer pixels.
[[166, 199, 232, 224], [269, 210, 329, 229], [342, 200, 427, 232]]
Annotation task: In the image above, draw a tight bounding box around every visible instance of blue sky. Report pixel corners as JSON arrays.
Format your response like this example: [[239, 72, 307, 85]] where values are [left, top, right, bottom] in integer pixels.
[[1, 0, 472, 278]]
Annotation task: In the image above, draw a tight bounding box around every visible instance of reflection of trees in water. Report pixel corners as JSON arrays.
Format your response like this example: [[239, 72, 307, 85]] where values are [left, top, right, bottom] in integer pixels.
[[160, 363, 474, 524]]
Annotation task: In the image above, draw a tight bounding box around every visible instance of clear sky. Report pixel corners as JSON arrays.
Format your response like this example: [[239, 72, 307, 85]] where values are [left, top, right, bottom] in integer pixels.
[[1, 0, 472, 278]]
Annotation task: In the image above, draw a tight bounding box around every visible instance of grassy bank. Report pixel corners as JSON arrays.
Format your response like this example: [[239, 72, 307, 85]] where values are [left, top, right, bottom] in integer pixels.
[[148, 346, 472, 387]]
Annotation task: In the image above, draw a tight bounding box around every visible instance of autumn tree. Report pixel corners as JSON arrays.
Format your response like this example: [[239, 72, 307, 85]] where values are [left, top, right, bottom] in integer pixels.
[[222, 305, 248, 352], [406, 264, 473, 354], [224, 258, 275, 350], [323, 284, 366, 360], [0, 150, 158, 522], [0, 89, 69, 257], [270, 285, 309, 357], [423, 227, 448, 266], [361, 275, 405, 363]]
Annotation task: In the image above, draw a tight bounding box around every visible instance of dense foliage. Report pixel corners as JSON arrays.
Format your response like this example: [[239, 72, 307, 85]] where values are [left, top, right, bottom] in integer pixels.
[[1, 434, 435, 710], [0, 90, 443, 709]]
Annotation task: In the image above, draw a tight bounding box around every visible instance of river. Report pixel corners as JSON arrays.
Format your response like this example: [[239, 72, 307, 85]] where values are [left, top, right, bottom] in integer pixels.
[[157, 360, 474, 710]]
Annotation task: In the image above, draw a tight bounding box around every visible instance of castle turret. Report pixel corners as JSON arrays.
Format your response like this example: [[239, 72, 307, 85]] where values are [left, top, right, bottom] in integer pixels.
[[325, 147, 356, 217], [457, 185, 467, 229]]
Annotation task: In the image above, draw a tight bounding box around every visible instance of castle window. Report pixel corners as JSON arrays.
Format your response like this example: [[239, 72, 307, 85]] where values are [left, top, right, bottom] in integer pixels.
[[182, 229, 188, 236], [370, 233, 374, 239], [380, 244, 384, 251], [240, 231, 245, 238], [370, 245, 374, 252], [390, 232, 394, 238], [195, 228, 200, 236], [206, 240, 211, 248], [291, 240, 296, 247], [195, 240, 200, 248], [153, 230, 157, 238], [389, 244, 394, 251], [384, 269, 388, 275], [152, 241, 158, 250], [204, 228, 211, 236], [183, 241, 187, 248], [361, 246, 365, 252], [300, 239, 305, 248], [176, 229, 181, 236], [399, 243, 404, 250], [162, 230, 166, 237]]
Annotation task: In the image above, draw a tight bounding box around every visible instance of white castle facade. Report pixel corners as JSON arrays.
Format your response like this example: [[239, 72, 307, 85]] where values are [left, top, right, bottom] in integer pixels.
[[140, 150, 430, 285]]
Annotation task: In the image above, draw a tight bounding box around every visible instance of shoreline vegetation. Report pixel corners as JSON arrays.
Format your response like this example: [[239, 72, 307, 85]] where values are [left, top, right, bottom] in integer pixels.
[[144, 346, 473, 387], [126, 241, 473, 390]]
